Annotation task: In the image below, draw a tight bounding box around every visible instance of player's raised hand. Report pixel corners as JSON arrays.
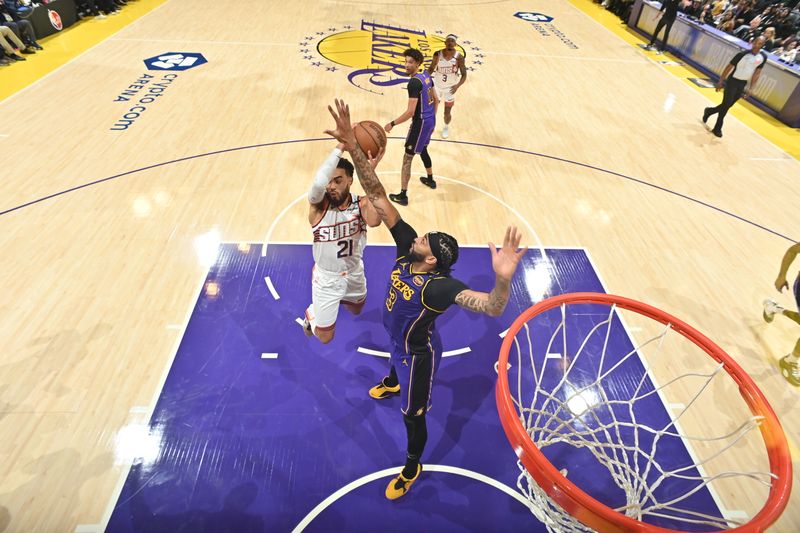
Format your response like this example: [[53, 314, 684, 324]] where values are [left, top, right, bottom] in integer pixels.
[[367, 146, 385, 169], [489, 226, 527, 282], [324, 99, 357, 151]]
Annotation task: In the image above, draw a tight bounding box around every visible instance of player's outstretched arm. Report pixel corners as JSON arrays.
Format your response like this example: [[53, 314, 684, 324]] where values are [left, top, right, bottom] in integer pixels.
[[455, 226, 527, 316], [324, 99, 400, 229]]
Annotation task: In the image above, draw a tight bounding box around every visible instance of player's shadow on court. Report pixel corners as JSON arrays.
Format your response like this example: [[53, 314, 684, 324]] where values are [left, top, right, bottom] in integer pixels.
[[427, 373, 493, 464], [0, 449, 112, 533], [126, 464, 265, 532], [0, 322, 112, 422]]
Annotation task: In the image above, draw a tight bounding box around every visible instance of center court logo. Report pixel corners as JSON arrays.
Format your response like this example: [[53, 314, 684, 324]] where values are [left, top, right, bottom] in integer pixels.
[[299, 21, 484, 95], [144, 52, 208, 71]]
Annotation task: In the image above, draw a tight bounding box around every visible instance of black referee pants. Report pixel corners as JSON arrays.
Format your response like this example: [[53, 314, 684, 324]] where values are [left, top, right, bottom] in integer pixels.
[[649, 14, 676, 51], [707, 78, 747, 133]]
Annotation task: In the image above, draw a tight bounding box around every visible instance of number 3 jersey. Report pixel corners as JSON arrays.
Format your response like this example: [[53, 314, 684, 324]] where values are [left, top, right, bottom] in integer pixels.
[[432, 51, 462, 89], [312, 193, 367, 272]]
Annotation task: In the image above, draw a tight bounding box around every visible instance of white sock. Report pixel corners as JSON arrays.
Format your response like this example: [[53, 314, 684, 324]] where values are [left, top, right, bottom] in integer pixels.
[[785, 353, 799, 364]]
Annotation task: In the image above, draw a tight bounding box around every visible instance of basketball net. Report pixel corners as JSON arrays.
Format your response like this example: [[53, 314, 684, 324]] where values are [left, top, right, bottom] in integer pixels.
[[496, 294, 791, 532]]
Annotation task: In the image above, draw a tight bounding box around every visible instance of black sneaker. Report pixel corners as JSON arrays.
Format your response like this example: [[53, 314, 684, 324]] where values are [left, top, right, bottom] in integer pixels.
[[31, 43, 43, 50], [21, 48, 35, 54], [419, 176, 437, 189], [389, 193, 408, 206], [10, 54, 26, 61], [702, 107, 712, 124], [711, 129, 722, 138]]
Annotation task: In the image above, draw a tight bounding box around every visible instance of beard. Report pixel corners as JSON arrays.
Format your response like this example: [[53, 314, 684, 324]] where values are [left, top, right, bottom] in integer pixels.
[[327, 191, 345, 207], [409, 250, 426, 263]]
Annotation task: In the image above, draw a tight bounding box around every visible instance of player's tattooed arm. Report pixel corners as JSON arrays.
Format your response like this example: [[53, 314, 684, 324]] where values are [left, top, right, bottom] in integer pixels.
[[455, 282, 510, 317], [456, 226, 527, 316], [325, 99, 400, 228]]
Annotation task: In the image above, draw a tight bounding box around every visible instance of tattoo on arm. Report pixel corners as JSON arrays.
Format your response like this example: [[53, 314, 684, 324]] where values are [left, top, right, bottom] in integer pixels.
[[349, 144, 386, 200], [455, 279, 510, 317]]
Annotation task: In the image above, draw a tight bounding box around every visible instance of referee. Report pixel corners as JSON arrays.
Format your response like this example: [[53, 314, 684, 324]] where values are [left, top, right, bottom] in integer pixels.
[[703, 35, 768, 138]]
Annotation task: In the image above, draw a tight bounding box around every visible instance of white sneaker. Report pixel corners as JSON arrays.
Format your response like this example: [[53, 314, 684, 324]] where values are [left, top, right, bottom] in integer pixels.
[[441, 125, 450, 139], [763, 298, 784, 323]]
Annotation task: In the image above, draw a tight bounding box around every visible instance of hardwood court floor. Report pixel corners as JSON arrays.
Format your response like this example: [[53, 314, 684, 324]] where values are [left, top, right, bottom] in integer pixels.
[[0, 0, 798, 531]]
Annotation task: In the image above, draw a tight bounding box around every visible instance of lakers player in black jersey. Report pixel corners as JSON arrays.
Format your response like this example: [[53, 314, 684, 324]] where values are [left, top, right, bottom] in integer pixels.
[[325, 99, 527, 500]]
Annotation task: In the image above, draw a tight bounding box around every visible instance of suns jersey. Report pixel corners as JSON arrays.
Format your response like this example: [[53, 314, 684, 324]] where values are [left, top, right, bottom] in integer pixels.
[[432, 51, 462, 88], [312, 193, 367, 272]]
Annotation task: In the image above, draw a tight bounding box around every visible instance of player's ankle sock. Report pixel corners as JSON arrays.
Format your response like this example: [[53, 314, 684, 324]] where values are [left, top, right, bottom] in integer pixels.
[[385, 367, 399, 388], [400, 189, 407, 197], [786, 354, 800, 364], [402, 454, 420, 478], [426, 173, 434, 180]]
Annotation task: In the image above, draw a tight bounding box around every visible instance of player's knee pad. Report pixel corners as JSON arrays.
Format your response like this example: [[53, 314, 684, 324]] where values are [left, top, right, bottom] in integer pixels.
[[404, 145, 416, 157]]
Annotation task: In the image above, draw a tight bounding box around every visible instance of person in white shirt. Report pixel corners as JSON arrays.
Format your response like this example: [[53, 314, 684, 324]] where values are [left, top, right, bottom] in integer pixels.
[[702, 35, 767, 137], [302, 143, 383, 343], [427, 34, 467, 139]]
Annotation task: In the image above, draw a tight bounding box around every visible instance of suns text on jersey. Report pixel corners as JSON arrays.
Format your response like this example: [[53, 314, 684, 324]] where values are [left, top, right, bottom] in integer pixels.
[[313, 218, 365, 242]]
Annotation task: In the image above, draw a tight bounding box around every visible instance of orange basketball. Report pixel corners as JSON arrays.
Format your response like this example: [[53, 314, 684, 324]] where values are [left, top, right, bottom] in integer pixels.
[[354, 121, 387, 157]]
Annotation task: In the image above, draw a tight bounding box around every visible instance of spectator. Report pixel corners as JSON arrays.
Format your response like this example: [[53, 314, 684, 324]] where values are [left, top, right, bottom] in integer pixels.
[[718, 10, 738, 31], [774, 38, 798, 61], [0, 23, 26, 61], [757, 26, 779, 50], [0, 2, 42, 51]]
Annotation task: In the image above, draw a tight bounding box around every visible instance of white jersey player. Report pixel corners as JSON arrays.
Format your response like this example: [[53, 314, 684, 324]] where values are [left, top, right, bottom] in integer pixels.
[[428, 34, 467, 139], [303, 143, 382, 343]]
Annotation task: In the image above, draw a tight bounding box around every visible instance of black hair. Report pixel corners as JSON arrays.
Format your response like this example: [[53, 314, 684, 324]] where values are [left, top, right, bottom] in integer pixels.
[[337, 158, 354, 177], [429, 232, 459, 275], [403, 48, 424, 64]]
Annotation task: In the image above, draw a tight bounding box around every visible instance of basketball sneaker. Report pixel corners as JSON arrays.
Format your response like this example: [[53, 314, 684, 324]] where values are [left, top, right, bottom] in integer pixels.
[[441, 125, 450, 139], [779, 356, 800, 387], [389, 192, 408, 206], [419, 176, 437, 189], [369, 377, 400, 399], [763, 299, 784, 323], [385, 463, 422, 500]]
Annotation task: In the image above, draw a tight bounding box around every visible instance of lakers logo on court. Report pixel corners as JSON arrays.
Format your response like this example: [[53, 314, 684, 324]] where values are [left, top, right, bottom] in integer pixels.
[[299, 21, 484, 94]]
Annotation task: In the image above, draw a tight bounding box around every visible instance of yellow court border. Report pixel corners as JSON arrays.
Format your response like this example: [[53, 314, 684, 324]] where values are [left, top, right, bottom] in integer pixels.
[[0, 0, 169, 102], [568, 0, 800, 160]]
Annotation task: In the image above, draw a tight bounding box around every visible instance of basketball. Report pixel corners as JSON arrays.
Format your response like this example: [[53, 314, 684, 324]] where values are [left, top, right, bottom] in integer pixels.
[[354, 121, 387, 157]]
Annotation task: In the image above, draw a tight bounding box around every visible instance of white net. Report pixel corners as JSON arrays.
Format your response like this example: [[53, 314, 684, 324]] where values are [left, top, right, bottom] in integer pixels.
[[505, 301, 777, 532]]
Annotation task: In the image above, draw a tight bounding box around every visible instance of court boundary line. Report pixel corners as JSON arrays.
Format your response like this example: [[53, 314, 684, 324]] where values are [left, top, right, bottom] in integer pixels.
[[97, 266, 209, 531], [566, 0, 800, 161], [291, 464, 532, 532], [0, 0, 173, 106], [582, 248, 741, 523], [1, 137, 793, 244]]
